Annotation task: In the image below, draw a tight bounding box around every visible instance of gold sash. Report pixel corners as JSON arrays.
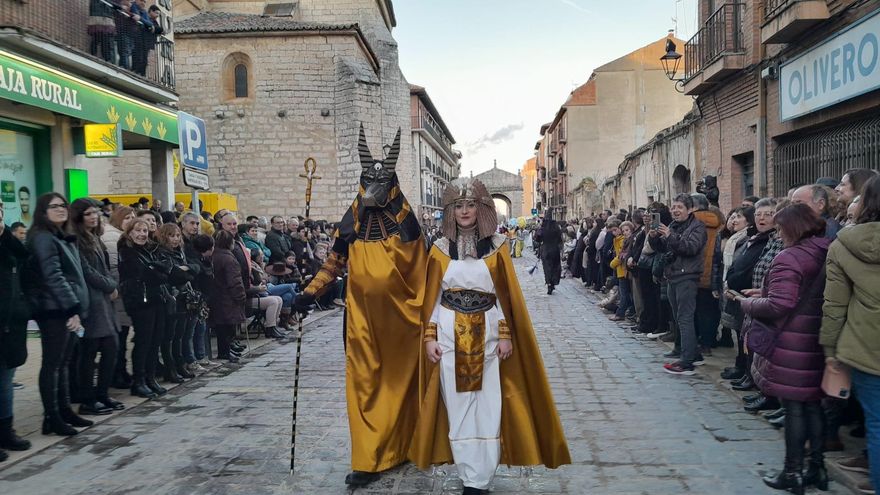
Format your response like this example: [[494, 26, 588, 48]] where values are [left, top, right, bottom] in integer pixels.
[[453, 311, 486, 392]]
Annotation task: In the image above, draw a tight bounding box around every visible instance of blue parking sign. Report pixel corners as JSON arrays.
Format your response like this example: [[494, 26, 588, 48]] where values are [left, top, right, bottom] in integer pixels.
[[177, 111, 208, 171]]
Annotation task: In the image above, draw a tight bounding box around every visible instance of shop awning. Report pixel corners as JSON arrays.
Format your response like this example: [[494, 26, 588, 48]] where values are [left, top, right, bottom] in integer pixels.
[[0, 49, 178, 145]]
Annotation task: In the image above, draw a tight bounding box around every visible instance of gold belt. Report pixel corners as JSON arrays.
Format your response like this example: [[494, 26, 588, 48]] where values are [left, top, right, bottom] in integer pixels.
[[441, 289, 496, 314]]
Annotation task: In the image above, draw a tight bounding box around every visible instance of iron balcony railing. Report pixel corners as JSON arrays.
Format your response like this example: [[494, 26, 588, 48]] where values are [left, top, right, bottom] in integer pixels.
[[411, 115, 455, 159], [765, 0, 796, 20], [684, 2, 745, 81], [1, 0, 175, 91]]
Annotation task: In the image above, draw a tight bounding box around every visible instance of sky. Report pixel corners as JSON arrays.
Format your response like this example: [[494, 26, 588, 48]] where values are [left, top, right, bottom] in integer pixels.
[[394, 0, 698, 177]]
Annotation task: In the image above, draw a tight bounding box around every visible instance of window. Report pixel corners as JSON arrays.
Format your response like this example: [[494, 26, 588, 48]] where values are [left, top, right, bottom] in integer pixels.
[[735, 152, 755, 198], [263, 2, 297, 16], [234, 64, 248, 98], [222, 53, 253, 101]]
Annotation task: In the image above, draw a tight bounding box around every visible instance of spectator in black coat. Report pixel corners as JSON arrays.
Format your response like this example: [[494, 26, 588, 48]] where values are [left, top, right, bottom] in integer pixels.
[[118, 218, 172, 399], [0, 202, 32, 457], [265, 216, 293, 263], [27, 193, 92, 436], [70, 198, 123, 416]]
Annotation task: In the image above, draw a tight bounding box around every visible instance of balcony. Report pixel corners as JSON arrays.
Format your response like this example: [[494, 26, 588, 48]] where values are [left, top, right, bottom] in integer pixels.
[[0, 0, 175, 98], [762, 0, 830, 44], [549, 137, 558, 155], [683, 2, 746, 95], [558, 124, 567, 144], [412, 115, 456, 162]]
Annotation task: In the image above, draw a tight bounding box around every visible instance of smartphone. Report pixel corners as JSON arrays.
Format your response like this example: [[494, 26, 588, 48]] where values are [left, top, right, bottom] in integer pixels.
[[651, 213, 661, 229]]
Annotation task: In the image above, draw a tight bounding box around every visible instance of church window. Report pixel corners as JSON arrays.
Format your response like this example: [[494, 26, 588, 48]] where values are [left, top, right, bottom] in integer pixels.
[[234, 64, 248, 98]]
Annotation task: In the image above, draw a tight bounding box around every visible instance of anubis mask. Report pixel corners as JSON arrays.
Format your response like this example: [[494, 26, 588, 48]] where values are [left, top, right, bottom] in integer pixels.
[[358, 124, 401, 208]]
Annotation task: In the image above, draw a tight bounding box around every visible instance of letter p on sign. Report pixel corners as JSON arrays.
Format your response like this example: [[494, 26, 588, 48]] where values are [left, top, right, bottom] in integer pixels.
[[177, 111, 208, 171]]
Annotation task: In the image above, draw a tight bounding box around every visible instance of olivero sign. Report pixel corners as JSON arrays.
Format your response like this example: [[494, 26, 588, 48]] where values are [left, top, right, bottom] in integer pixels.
[[780, 10, 880, 121]]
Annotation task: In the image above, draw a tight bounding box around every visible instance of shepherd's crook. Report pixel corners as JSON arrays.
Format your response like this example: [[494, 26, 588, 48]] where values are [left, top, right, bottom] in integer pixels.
[[290, 315, 304, 474]]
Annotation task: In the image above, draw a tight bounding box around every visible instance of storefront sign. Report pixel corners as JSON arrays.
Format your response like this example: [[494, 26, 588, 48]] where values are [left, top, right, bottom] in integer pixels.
[[0, 50, 179, 144], [83, 124, 122, 157], [1, 180, 14, 202], [780, 9, 880, 121]]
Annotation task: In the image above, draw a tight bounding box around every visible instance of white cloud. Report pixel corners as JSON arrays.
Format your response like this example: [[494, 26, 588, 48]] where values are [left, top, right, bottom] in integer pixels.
[[558, 0, 591, 14]]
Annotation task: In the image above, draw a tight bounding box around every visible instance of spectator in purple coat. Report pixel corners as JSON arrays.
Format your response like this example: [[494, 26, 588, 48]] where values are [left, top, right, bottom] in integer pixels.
[[735, 203, 831, 494]]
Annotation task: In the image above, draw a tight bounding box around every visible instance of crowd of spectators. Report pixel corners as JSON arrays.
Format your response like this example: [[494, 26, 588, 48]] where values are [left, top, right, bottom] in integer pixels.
[[536, 168, 879, 495], [0, 194, 341, 462], [87, 0, 165, 76]]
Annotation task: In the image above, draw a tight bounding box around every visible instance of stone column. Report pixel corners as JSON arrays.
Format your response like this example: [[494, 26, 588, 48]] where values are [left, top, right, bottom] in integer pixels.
[[150, 144, 174, 210]]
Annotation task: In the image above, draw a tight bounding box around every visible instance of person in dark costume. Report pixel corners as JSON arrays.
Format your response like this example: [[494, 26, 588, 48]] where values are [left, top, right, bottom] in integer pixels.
[[540, 211, 563, 294]]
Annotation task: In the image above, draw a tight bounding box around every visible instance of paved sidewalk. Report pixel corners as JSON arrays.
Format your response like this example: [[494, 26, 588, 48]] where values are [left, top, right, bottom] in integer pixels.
[[0, 250, 854, 494]]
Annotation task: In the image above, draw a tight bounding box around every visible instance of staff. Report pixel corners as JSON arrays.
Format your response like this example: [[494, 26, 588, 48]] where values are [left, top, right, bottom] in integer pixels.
[[290, 315, 304, 474], [299, 157, 321, 219]]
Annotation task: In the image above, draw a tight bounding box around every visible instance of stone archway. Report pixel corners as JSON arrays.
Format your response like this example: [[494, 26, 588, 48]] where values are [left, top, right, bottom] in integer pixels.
[[492, 193, 512, 224], [672, 165, 691, 195], [472, 163, 523, 221]]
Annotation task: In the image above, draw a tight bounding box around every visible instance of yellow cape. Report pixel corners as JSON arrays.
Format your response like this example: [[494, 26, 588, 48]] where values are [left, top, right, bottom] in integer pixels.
[[408, 241, 571, 469], [345, 235, 426, 472]]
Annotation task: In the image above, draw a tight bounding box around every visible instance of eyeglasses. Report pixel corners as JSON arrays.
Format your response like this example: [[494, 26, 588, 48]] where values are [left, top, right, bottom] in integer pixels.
[[47, 203, 67, 210]]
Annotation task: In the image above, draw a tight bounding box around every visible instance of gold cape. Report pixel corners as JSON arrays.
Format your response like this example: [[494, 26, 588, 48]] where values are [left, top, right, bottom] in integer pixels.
[[346, 235, 426, 472], [408, 240, 571, 469]]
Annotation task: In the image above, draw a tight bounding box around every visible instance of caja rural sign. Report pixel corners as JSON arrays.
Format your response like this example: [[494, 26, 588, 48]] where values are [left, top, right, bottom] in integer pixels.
[[0, 50, 178, 144], [780, 9, 880, 121]]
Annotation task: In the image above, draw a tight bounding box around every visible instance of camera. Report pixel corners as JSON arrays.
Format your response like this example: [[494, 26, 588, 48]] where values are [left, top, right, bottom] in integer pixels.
[[696, 175, 720, 206]]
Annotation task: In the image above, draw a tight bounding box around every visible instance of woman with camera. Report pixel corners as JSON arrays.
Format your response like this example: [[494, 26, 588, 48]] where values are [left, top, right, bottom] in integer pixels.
[[27, 193, 92, 436]]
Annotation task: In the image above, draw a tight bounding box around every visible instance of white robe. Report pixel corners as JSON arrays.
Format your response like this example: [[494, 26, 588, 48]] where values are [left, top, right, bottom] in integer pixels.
[[430, 258, 503, 490]]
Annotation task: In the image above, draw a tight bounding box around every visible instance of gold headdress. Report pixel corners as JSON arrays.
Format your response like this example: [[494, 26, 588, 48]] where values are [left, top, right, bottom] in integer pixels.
[[441, 178, 497, 241]]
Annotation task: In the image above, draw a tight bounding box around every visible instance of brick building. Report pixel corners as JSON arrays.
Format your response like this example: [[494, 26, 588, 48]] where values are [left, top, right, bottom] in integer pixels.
[[0, 0, 178, 223], [89, 0, 415, 221], [653, 0, 880, 212]]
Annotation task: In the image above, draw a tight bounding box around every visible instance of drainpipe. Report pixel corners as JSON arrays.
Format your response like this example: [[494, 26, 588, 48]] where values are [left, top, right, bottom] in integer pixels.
[[757, 2, 769, 197]]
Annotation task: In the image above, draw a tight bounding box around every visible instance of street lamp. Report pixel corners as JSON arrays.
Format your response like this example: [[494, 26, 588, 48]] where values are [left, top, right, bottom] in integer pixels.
[[660, 38, 685, 93]]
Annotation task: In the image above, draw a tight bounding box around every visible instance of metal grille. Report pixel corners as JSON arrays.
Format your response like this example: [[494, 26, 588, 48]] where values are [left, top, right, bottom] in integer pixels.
[[685, 2, 745, 81], [773, 117, 880, 197]]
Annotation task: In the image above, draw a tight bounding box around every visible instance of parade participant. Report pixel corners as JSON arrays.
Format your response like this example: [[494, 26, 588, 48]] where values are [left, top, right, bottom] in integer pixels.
[[409, 179, 570, 495], [294, 125, 426, 487], [540, 210, 563, 294]]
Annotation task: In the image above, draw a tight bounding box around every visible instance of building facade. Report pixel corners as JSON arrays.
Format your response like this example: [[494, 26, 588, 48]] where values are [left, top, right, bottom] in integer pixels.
[[410, 84, 460, 225], [520, 157, 537, 215], [672, 0, 880, 212], [0, 0, 178, 224], [95, 0, 415, 221], [537, 37, 693, 219]]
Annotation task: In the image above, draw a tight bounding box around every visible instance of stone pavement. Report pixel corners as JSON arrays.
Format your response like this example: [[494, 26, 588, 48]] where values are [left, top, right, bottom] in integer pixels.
[[0, 250, 853, 494]]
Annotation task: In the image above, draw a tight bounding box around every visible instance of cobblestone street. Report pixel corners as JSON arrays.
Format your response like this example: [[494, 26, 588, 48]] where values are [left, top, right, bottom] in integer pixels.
[[0, 251, 850, 495]]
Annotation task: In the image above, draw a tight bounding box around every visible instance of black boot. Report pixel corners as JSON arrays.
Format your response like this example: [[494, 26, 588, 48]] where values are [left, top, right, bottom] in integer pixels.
[[547, 285, 554, 295], [0, 449, 6, 462], [111, 370, 133, 389], [130, 377, 157, 398], [344, 471, 380, 487], [78, 401, 113, 416], [803, 456, 829, 491], [0, 417, 31, 451], [145, 377, 167, 396], [762, 468, 804, 495], [41, 415, 78, 436], [732, 375, 756, 391], [59, 407, 94, 427], [176, 363, 195, 379], [462, 487, 488, 494]]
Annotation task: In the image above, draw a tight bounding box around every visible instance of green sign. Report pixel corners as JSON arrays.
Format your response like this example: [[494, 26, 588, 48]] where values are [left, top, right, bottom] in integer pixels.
[[65, 169, 89, 202], [1, 180, 14, 202], [0, 50, 178, 145]]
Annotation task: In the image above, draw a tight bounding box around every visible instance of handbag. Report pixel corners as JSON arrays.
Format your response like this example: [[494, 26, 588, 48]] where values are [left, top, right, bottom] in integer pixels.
[[821, 361, 852, 399]]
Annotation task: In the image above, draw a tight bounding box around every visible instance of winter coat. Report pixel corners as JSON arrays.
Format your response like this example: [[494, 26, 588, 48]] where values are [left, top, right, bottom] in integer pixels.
[[0, 227, 31, 368], [79, 244, 119, 339], [117, 241, 171, 313], [157, 245, 198, 315], [609, 235, 627, 278], [28, 229, 89, 320], [242, 234, 271, 261], [88, 0, 117, 35], [102, 223, 131, 327], [823, 215, 842, 240], [741, 236, 831, 402], [694, 209, 725, 289], [209, 247, 246, 325], [727, 230, 771, 291], [821, 222, 880, 376], [648, 213, 707, 283]]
